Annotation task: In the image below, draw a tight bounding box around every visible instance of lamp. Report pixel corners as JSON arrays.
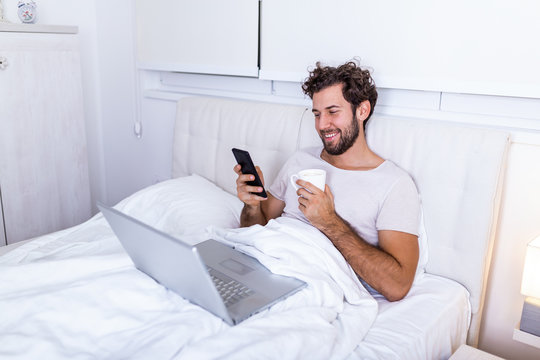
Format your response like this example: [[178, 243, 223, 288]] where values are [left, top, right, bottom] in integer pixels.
[[520, 235, 540, 337]]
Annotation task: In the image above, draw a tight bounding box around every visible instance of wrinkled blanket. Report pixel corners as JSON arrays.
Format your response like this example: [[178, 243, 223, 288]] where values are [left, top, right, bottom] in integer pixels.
[[0, 181, 377, 359]]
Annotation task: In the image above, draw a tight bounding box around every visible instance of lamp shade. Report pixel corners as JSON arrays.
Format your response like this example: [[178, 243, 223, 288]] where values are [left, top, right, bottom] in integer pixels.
[[521, 236, 540, 298]]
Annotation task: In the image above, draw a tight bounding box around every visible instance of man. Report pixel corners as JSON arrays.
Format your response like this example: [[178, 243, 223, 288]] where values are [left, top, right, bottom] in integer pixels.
[[234, 61, 420, 301]]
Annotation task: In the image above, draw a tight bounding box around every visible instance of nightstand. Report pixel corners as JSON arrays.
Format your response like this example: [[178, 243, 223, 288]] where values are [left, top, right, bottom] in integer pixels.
[[513, 324, 540, 349], [449, 344, 504, 360]]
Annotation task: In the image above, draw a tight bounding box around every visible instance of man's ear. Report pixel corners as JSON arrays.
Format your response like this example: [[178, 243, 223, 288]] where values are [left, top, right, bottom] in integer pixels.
[[356, 100, 371, 120]]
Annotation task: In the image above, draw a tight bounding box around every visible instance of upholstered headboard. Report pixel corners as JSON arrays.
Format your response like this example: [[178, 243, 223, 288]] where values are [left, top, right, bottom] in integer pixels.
[[366, 116, 509, 345], [172, 96, 319, 193], [172, 96, 510, 345]]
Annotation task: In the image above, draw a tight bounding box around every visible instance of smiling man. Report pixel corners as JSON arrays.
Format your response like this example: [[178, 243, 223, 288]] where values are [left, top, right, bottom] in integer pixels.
[[234, 61, 421, 301]]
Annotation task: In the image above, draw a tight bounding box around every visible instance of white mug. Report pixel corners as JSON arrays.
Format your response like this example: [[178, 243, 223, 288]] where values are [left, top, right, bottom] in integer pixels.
[[290, 169, 326, 192]]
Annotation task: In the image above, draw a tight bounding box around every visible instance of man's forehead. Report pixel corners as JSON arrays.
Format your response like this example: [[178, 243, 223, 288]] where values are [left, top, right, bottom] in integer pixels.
[[312, 84, 349, 111]]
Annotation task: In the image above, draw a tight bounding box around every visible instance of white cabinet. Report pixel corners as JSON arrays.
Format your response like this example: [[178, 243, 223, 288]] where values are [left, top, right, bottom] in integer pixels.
[[259, 0, 540, 98], [135, 0, 259, 77], [0, 25, 91, 245]]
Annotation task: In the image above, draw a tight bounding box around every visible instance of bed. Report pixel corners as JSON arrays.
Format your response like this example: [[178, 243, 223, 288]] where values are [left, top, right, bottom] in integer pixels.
[[0, 96, 510, 359]]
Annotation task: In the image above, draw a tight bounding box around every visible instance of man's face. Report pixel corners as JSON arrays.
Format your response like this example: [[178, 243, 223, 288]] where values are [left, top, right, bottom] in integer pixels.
[[312, 84, 360, 156]]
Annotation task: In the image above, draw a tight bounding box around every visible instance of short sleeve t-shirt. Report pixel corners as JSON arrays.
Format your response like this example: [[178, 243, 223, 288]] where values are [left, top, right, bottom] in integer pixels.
[[268, 146, 420, 246]]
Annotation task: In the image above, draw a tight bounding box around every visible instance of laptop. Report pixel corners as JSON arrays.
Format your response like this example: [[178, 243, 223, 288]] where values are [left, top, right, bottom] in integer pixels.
[[98, 204, 306, 325]]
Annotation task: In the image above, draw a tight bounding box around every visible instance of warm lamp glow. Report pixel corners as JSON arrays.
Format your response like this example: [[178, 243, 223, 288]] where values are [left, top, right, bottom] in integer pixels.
[[521, 236, 540, 299]]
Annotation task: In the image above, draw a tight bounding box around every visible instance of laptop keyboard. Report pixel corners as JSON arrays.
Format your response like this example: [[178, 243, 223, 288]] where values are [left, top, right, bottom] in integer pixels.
[[207, 267, 255, 306]]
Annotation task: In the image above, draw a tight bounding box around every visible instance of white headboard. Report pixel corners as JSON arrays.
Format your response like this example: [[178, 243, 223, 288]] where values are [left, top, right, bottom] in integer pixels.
[[172, 96, 319, 193], [366, 116, 509, 345], [172, 96, 510, 345]]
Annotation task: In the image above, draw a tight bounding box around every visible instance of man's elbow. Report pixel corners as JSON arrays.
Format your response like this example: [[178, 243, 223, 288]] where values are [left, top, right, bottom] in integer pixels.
[[384, 282, 413, 302]]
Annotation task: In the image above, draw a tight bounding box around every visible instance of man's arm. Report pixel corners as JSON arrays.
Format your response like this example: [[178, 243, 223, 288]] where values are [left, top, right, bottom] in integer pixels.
[[234, 164, 285, 227], [315, 215, 418, 301], [296, 179, 419, 301]]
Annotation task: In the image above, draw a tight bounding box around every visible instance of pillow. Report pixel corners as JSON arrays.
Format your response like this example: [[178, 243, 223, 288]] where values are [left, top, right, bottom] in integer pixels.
[[115, 174, 244, 245]]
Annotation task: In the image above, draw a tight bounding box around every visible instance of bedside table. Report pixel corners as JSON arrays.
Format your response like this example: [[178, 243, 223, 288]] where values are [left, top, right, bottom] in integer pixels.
[[449, 344, 505, 360], [513, 324, 540, 349]]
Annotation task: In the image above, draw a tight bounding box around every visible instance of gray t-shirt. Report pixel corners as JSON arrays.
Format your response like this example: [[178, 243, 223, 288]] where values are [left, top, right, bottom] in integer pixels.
[[268, 146, 420, 247]]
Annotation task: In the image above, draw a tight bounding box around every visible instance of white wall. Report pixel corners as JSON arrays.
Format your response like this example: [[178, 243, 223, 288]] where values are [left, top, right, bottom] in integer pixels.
[[5, 0, 540, 358], [481, 143, 540, 359], [93, 0, 141, 206]]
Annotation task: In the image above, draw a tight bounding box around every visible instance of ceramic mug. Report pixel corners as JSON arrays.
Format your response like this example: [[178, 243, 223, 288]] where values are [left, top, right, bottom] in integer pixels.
[[290, 169, 326, 192]]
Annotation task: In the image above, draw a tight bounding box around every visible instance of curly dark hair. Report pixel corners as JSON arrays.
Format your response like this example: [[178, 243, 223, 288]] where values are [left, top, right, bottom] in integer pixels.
[[302, 61, 378, 130]]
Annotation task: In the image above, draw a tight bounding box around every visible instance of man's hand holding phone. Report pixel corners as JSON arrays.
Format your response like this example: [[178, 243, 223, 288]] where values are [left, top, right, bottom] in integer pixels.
[[232, 148, 268, 207], [232, 148, 286, 227], [233, 164, 267, 207]]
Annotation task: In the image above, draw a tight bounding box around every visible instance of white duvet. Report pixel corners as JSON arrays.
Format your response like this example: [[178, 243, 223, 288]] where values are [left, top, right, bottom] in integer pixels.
[[0, 175, 378, 360]]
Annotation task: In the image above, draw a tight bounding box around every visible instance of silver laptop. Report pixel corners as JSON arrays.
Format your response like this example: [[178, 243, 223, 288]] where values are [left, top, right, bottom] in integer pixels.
[[98, 204, 306, 325]]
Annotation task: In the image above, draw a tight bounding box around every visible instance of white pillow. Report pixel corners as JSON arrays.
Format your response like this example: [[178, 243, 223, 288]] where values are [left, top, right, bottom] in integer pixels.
[[115, 174, 243, 245]]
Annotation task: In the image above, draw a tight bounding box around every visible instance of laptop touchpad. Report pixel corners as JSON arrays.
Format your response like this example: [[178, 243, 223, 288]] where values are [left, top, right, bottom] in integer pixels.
[[220, 259, 254, 276]]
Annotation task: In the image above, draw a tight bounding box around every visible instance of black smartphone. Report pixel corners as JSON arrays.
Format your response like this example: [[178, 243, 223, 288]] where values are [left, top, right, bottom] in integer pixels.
[[232, 148, 268, 198]]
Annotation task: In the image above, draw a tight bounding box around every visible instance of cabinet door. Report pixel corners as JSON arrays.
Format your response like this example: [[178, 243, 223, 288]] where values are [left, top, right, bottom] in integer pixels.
[[259, 0, 540, 98], [0, 32, 91, 244], [135, 0, 259, 77]]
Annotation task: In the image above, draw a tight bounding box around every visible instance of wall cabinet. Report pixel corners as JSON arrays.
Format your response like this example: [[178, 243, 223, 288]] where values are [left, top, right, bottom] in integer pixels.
[[0, 25, 91, 245], [135, 0, 259, 77], [260, 0, 540, 98], [136, 0, 540, 99]]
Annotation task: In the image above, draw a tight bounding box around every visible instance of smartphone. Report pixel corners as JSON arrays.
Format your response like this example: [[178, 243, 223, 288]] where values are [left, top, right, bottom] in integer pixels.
[[232, 148, 268, 198]]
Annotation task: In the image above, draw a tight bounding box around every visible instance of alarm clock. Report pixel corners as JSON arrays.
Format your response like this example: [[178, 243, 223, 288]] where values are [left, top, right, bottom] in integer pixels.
[[18, 1, 37, 24]]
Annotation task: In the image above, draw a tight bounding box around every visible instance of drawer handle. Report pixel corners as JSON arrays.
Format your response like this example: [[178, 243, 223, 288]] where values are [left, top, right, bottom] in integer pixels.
[[0, 56, 8, 70]]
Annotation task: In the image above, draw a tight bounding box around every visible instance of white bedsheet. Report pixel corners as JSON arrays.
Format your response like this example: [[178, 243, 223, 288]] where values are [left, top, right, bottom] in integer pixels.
[[0, 176, 379, 359], [0, 175, 469, 359]]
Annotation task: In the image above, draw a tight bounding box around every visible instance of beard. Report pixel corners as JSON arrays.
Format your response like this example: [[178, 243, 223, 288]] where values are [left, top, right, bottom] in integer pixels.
[[319, 114, 360, 156]]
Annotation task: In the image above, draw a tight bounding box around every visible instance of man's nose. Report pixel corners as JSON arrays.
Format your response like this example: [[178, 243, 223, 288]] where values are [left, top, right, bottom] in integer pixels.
[[318, 113, 331, 129]]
